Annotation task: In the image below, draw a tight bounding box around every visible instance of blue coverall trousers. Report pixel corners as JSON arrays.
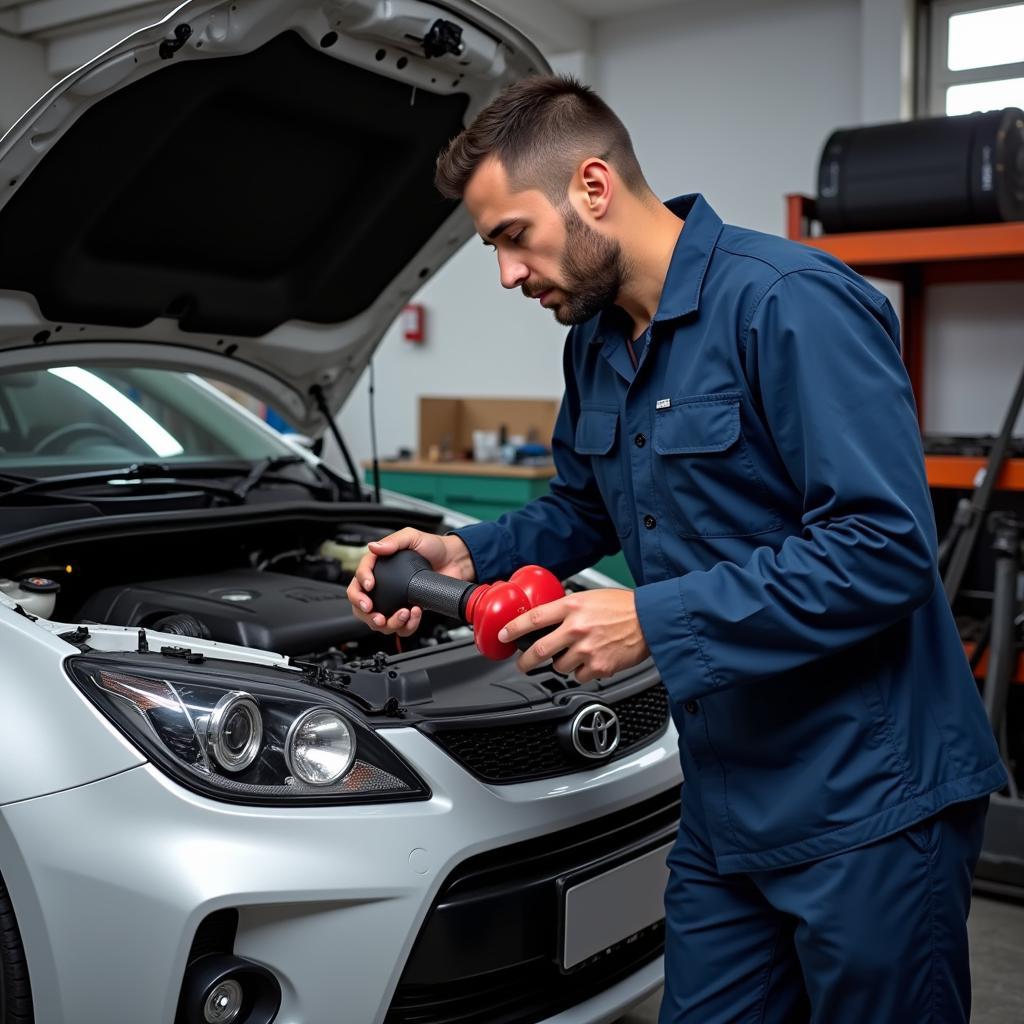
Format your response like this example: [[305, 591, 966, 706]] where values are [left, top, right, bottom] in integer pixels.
[[659, 797, 989, 1024]]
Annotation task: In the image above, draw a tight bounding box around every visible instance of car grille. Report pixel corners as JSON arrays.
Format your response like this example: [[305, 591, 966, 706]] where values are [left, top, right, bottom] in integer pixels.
[[386, 924, 665, 1024], [428, 682, 670, 783], [384, 786, 680, 1024]]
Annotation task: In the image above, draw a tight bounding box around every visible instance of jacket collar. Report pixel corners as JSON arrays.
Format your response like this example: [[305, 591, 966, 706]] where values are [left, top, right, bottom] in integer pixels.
[[589, 193, 723, 344]]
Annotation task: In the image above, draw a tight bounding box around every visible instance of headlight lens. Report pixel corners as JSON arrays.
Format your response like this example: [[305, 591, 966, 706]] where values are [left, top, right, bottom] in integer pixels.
[[286, 708, 355, 786], [66, 654, 427, 806], [207, 692, 263, 773]]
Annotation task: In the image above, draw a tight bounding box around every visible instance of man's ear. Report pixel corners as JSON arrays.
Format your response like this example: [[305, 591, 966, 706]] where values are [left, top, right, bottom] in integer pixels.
[[575, 158, 613, 220]]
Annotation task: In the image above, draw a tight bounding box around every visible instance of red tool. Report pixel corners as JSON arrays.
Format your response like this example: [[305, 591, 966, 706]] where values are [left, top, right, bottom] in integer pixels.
[[370, 550, 564, 660]]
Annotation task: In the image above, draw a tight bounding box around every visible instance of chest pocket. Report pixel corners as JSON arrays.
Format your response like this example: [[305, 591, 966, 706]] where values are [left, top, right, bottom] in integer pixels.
[[574, 407, 633, 538], [653, 391, 781, 539]]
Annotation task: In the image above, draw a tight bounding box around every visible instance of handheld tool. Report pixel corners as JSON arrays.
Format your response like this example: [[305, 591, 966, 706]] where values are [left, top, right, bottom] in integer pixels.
[[371, 550, 563, 660]]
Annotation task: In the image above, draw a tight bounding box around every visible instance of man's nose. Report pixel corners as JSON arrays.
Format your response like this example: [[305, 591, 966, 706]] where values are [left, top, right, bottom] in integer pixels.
[[497, 252, 529, 290]]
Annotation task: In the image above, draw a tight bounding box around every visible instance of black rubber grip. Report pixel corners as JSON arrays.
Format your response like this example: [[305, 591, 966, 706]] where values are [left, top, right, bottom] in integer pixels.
[[372, 548, 476, 619], [407, 571, 475, 620]]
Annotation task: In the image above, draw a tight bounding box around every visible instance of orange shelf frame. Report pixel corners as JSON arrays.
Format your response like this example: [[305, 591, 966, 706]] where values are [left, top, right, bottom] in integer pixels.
[[786, 195, 1024, 269], [926, 455, 1024, 491], [963, 642, 1024, 685]]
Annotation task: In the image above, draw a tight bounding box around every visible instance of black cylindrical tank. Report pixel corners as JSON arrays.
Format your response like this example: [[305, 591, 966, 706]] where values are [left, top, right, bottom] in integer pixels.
[[816, 108, 1024, 233]]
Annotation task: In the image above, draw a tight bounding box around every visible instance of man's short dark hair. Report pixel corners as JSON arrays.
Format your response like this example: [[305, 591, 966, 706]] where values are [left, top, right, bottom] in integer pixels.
[[434, 75, 649, 203]]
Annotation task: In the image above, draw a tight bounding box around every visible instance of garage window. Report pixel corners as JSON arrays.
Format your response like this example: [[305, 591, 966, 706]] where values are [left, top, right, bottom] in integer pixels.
[[924, 1, 1024, 114]]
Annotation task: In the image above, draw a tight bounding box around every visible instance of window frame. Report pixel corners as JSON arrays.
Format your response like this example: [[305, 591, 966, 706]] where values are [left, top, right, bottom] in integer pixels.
[[924, 0, 1024, 114]]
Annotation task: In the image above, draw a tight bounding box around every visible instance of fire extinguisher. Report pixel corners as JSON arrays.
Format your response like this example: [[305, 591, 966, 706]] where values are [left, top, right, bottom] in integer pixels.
[[402, 303, 425, 344]]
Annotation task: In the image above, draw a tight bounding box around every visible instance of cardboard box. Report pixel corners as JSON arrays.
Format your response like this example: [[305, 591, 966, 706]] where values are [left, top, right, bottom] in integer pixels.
[[419, 396, 559, 461]]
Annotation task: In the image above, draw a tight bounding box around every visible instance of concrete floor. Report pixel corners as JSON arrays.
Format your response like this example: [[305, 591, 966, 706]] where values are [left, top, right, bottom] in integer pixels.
[[617, 895, 1024, 1023]]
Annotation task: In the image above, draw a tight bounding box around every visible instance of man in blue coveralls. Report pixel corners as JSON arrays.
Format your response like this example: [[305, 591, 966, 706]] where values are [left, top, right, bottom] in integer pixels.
[[347, 77, 1008, 1022]]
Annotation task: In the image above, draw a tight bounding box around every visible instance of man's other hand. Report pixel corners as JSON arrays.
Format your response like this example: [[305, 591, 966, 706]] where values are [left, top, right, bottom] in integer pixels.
[[498, 588, 650, 683]]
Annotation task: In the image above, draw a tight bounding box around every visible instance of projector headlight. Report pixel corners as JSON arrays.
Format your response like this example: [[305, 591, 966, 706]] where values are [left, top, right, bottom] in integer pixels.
[[206, 692, 263, 773], [66, 654, 427, 806]]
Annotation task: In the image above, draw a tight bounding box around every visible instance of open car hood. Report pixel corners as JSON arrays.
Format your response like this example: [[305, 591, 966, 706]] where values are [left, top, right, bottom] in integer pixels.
[[0, 0, 548, 432]]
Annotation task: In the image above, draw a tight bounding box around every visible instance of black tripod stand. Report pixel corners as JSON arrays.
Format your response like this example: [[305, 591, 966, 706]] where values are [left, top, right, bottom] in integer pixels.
[[979, 514, 1021, 800]]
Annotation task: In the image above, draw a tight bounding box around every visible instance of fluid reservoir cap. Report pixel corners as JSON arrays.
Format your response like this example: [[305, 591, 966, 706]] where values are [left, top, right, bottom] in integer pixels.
[[19, 576, 60, 593]]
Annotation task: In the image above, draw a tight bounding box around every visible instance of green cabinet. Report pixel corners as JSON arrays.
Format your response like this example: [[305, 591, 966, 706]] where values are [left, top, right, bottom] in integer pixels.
[[368, 464, 634, 586]]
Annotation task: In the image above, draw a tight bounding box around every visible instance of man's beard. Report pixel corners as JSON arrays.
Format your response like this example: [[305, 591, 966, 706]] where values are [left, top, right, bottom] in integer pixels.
[[525, 205, 628, 326]]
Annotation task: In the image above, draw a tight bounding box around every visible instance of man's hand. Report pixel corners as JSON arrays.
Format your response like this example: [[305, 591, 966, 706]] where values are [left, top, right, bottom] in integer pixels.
[[347, 529, 475, 637], [498, 588, 650, 683]]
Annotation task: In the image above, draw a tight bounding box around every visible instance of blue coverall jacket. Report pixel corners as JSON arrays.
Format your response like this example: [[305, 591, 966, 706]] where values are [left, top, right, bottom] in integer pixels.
[[455, 193, 1007, 874]]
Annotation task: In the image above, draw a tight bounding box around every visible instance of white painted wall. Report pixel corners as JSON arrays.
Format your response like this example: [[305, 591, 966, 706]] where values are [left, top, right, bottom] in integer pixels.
[[330, 230, 568, 472], [0, 31, 55, 135], [924, 283, 1024, 435], [594, 0, 861, 237], [860, 0, 915, 123]]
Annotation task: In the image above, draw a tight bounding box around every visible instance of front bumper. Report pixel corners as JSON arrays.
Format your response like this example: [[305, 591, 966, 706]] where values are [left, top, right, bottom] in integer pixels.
[[0, 724, 680, 1024]]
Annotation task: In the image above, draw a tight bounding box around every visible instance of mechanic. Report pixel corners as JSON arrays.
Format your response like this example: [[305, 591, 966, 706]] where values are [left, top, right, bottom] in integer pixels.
[[347, 76, 1007, 1023]]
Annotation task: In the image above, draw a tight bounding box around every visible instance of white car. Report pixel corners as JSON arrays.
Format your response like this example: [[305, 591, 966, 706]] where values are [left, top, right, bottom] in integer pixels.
[[0, 3, 682, 1023]]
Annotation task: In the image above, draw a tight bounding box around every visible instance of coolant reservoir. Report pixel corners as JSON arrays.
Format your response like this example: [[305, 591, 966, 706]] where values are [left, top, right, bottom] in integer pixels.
[[0, 577, 60, 618], [318, 539, 369, 573]]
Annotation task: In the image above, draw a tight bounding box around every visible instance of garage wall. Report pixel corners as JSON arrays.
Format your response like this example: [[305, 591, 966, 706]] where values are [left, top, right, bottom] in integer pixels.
[[594, 0, 861, 237], [329, 227, 568, 472], [924, 285, 1024, 434], [0, 32, 55, 135]]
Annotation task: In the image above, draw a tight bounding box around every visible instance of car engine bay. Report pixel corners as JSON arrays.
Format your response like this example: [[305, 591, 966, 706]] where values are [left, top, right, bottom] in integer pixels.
[[78, 562, 388, 657], [1, 510, 472, 646], [0, 503, 672, 771], [0, 505, 645, 714]]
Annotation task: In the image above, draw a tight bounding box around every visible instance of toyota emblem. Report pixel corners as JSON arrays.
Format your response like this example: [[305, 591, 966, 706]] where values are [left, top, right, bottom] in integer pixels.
[[570, 704, 621, 761]]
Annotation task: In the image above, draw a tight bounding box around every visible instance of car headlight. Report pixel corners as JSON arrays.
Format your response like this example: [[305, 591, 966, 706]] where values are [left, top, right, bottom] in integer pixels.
[[65, 654, 428, 806], [285, 707, 355, 786], [206, 691, 263, 773]]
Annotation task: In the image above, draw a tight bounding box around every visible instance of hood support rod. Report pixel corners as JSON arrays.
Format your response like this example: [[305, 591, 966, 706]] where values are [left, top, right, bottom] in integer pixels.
[[310, 384, 364, 502]]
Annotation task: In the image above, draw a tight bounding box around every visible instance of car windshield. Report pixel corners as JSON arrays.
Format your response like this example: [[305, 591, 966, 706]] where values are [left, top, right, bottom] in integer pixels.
[[0, 366, 294, 474]]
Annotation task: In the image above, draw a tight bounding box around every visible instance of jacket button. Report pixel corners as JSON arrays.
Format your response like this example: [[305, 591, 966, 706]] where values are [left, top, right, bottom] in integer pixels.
[[684, 700, 699, 714], [643, 514, 657, 529], [634, 433, 646, 448]]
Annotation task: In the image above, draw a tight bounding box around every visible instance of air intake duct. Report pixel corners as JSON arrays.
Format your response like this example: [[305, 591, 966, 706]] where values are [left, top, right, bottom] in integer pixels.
[[816, 107, 1024, 233]]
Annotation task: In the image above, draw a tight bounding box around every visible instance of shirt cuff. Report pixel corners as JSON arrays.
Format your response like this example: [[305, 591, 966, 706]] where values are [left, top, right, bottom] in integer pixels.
[[450, 521, 519, 584], [634, 576, 719, 703]]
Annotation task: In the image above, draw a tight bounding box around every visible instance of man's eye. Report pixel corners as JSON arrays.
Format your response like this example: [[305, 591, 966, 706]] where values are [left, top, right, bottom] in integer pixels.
[[510, 230, 526, 245]]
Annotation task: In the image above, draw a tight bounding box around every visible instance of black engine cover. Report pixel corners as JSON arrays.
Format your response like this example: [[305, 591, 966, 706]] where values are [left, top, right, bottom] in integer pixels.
[[78, 568, 369, 655]]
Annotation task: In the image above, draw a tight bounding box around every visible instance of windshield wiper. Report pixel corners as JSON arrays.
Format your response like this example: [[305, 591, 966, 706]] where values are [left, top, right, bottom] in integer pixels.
[[232, 454, 336, 501], [0, 456, 346, 507], [0, 463, 248, 505]]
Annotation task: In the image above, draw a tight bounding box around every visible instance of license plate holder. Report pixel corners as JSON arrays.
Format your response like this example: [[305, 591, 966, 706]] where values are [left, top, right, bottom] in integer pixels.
[[556, 839, 672, 972]]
